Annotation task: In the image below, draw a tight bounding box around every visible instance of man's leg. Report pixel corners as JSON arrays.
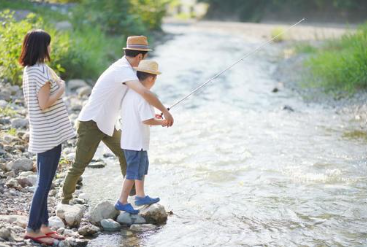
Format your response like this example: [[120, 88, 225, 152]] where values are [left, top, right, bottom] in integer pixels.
[[102, 128, 136, 195], [62, 121, 104, 204]]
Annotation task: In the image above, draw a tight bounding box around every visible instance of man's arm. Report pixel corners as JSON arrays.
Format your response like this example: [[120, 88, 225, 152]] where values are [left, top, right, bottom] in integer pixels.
[[124, 80, 174, 126]]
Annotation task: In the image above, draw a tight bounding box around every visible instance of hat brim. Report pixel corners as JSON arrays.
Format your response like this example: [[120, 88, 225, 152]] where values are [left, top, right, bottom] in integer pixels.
[[133, 67, 161, 75], [123, 48, 152, 51]]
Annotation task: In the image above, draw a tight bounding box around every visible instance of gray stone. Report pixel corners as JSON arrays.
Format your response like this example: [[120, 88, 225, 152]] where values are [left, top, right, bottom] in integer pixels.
[[139, 203, 168, 224], [56, 204, 86, 227], [129, 224, 157, 231], [0, 100, 7, 108], [17, 171, 37, 187], [60, 237, 88, 247], [55, 21, 73, 31], [48, 216, 65, 230], [116, 212, 132, 225], [5, 178, 21, 189], [77, 224, 100, 236], [71, 104, 83, 112], [6, 159, 33, 171], [77, 86, 92, 98], [101, 219, 121, 231], [131, 214, 146, 224], [11, 118, 29, 129], [0, 215, 28, 228], [89, 201, 119, 225], [0, 227, 11, 240], [68, 80, 88, 91], [88, 161, 106, 169]]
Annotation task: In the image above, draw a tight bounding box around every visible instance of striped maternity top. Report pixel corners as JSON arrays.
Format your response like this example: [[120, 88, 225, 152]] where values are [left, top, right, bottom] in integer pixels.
[[22, 63, 75, 154]]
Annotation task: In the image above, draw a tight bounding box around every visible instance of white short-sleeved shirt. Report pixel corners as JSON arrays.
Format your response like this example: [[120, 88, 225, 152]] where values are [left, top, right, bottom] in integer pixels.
[[120, 89, 155, 151], [22, 63, 75, 153], [78, 56, 138, 136]]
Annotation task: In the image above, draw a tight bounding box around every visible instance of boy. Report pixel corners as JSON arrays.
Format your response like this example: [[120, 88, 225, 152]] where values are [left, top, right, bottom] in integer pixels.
[[115, 60, 167, 214]]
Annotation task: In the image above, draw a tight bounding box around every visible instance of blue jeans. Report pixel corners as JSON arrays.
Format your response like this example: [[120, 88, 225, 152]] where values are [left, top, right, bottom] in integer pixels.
[[27, 145, 61, 232]]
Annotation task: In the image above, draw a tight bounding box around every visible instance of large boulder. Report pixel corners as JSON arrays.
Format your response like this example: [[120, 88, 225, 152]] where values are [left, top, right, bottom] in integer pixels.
[[11, 118, 29, 129], [88, 201, 119, 225], [139, 204, 168, 225], [6, 159, 33, 172], [56, 204, 86, 227]]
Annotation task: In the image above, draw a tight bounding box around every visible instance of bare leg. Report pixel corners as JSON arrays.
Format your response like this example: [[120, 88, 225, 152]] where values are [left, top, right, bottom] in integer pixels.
[[119, 179, 134, 204], [135, 176, 145, 198]]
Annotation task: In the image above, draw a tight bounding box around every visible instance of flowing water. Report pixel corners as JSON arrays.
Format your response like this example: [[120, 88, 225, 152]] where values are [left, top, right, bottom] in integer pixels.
[[82, 23, 367, 247]]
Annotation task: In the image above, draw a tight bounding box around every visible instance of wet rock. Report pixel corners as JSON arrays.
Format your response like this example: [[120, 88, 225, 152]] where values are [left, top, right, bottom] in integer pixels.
[[6, 159, 33, 172], [68, 80, 88, 91], [89, 201, 119, 225], [0, 215, 28, 228], [49, 216, 65, 230], [101, 219, 121, 231], [56, 204, 86, 227], [77, 86, 91, 98], [272, 87, 279, 93], [77, 224, 100, 236], [129, 224, 157, 231], [11, 118, 29, 129], [117, 212, 146, 225], [139, 204, 168, 224], [283, 105, 295, 112], [0, 227, 11, 240]]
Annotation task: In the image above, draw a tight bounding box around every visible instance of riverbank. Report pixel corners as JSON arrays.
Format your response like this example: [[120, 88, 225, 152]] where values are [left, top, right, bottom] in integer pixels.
[[0, 80, 168, 246]]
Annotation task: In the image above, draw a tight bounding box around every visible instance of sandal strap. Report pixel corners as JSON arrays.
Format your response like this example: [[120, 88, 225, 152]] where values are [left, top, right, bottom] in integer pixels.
[[45, 231, 57, 236]]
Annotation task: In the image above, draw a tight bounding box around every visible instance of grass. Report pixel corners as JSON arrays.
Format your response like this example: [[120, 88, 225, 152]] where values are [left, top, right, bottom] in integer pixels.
[[294, 42, 318, 54], [303, 23, 367, 93], [6, 128, 17, 136], [271, 27, 286, 42], [0, 106, 17, 117]]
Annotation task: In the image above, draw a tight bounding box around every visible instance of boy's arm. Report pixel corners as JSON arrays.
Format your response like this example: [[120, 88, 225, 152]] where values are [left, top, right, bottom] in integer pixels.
[[124, 80, 174, 126], [143, 118, 168, 127]]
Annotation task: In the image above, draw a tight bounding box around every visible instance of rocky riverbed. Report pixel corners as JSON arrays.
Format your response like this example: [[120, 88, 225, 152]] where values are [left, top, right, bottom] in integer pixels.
[[0, 80, 168, 247]]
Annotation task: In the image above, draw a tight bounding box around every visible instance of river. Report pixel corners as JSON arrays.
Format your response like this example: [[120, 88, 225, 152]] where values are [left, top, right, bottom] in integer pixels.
[[81, 22, 367, 247]]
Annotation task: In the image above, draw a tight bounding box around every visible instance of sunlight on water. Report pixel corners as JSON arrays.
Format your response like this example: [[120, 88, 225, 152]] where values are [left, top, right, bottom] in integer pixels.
[[83, 23, 367, 247]]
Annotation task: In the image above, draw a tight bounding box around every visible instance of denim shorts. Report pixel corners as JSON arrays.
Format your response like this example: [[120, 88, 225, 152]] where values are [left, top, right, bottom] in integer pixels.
[[123, 149, 149, 180]]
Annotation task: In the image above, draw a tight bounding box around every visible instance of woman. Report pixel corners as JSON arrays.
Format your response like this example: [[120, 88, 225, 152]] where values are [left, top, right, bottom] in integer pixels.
[[19, 29, 75, 246]]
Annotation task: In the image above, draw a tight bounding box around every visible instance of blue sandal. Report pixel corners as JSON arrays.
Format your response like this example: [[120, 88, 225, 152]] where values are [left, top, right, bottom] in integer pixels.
[[135, 195, 160, 206], [115, 201, 139, 214]]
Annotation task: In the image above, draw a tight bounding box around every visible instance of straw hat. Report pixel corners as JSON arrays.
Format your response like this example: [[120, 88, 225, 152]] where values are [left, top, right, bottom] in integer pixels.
[[123, 36, 152, 51], [134, 60, 161, 75]]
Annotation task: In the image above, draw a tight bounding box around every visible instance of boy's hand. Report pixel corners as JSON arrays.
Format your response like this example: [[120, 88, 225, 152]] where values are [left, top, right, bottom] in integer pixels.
[[160, 119, 168, 127]]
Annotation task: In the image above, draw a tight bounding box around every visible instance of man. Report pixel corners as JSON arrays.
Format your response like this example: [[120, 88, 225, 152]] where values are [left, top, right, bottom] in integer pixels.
[[61, 36, 173, 204]]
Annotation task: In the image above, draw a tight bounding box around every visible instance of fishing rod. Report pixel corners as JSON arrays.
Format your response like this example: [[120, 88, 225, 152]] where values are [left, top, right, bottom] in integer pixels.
[[161, 18, 305, 117]]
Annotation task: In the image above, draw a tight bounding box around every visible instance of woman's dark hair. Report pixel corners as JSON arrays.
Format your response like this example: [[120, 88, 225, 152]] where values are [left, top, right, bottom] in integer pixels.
[[137, 71, 156, 81], [19, 29, 51, 67], [124, 49, 148, 58]]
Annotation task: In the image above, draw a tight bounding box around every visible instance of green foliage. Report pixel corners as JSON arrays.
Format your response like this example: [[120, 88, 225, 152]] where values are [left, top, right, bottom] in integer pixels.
[[0, 10, 41, 85], [73, 0, 169, 35], [305, 23, 367, 92], [0, 106, 17, 117], [294, 42, 318, 54], [6, 128, 17, 136]]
